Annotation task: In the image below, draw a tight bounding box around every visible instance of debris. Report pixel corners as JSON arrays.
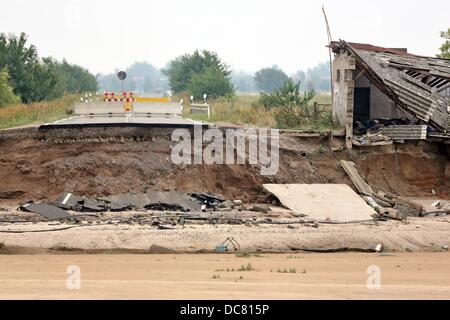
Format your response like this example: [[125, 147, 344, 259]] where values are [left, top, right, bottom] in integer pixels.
[[19, 203, 71, 220], [363, 196, 381, 212], [56, 192, 84, 210], [353, 133, 392, 147], [215, 237, 240, 252], [431, 200, 441, 208], [263, 184, 374, 222], [233, 200, 243, 206], [189, 192, 225, 207], [339, 160, 374, 196], [380, 208, 407, 221], [442, 245, 449, 252], [372, 193, 395, 207], [219, 200, 235, 209], [393, 197, 424, 217], [288, 246, 379, 253], [375, 244, 383, 253], [56, 191, 223, 213], [248, 204, 269, 213], [78, 197, 106, 212]]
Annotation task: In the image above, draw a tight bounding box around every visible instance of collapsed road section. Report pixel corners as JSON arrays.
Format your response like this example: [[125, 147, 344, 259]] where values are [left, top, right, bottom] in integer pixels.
[[0, 92, 449, 253]]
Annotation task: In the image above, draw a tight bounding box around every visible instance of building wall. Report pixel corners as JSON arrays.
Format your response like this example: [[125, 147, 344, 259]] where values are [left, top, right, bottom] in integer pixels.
[[354, 70, 412, 120], [332, 53, 356, 149]]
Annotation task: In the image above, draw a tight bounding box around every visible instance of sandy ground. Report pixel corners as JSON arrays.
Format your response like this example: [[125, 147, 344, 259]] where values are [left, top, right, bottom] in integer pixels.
[[1, 216, 450, 253], [0, 252, 449, 299]]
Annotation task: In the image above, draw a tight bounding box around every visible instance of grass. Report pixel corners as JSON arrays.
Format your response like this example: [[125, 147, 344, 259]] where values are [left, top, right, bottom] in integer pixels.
[[184, 93, 333, 130], [0, 94, 79, 129], [0, 92, 333, 131]]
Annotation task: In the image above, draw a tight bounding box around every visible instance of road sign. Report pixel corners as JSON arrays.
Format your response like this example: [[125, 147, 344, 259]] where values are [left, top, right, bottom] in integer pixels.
[[117, 71, 127, 80]]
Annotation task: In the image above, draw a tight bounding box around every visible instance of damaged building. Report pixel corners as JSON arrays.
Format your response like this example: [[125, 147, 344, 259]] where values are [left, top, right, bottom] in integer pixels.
[[329, 40, 450, 149]]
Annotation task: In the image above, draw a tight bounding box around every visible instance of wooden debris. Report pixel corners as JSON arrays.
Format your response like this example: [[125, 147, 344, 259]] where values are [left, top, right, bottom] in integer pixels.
[[380, 208, 407, 221], [339, 160, 374, 196]]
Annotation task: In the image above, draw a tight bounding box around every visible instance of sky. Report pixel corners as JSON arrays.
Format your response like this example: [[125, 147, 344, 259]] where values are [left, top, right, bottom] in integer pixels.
[[1, 0, 449, 75]]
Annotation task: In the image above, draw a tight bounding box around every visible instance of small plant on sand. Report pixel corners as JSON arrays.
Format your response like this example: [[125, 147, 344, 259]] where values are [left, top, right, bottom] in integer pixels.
[[238, 263, 254, 272], [212, 274, 220, 279], [277, 267, 297, 273]]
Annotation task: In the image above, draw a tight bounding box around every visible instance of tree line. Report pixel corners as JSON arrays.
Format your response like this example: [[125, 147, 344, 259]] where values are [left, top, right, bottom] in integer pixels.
[[0, 33, 97, 107], [2, 29, 448, 107]]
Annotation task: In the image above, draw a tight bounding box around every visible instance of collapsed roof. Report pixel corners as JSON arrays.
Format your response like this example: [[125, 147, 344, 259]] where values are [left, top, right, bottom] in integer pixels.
[[330, 40, 450, 133]]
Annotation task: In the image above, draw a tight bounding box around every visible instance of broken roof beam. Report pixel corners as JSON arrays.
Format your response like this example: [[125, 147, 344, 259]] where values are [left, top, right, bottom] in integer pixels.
[[402, 72, 434, 93]]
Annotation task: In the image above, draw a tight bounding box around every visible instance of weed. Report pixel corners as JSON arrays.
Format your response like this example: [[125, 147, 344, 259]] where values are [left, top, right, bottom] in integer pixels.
[[237, 263, 254, 272]]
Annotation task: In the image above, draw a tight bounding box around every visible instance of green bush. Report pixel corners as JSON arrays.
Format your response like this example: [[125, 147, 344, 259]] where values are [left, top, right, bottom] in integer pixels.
[[253, 79, 332, 129]]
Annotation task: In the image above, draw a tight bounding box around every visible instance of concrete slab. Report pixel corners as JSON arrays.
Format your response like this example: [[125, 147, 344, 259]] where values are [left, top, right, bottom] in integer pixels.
[[73, 102, 182, 116], [263, 184, 375, 222], [39, 114, 206, 129]]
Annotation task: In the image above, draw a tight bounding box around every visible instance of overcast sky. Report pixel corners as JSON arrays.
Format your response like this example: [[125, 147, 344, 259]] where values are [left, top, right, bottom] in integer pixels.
[[1, 0, 449, 75]]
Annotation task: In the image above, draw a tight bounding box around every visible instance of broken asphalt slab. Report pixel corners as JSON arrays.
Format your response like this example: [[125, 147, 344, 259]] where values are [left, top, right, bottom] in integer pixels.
[[19, 203, 71, 220], [55, 191, 220, 213]]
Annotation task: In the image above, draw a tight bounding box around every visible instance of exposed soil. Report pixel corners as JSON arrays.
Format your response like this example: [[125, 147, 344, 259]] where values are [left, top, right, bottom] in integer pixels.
[[0, 128, 448, 204]]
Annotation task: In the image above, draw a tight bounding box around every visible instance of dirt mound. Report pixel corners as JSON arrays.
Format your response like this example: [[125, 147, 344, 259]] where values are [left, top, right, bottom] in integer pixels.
[[0, 131, 448, 204]]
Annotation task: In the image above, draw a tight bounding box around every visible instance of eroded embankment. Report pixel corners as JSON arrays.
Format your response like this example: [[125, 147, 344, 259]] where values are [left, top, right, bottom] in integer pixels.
[[0, 126, 448, 204]]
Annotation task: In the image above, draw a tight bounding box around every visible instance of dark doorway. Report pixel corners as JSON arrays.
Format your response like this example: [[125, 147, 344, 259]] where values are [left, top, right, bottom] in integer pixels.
[[354, 87, 371, 123]]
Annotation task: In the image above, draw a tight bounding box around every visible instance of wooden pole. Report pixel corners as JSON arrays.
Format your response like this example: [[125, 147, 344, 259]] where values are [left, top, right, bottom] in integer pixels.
[[322, 5, 334, 106]]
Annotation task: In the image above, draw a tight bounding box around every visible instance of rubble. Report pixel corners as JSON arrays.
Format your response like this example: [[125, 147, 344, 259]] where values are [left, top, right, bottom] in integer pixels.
[[353, 132, 393, 147]]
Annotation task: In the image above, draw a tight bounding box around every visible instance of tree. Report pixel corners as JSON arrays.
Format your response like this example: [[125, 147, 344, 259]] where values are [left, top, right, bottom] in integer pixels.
[[164, 50, 233, 97], [0, 68, 21, 107], [58, 59, 98, 93], [189, 67, 234, 98], [0, 33, 39, 103], [437, 29, 450, 59], [0, 32, 98, 103], [254, 66, 289, 93]]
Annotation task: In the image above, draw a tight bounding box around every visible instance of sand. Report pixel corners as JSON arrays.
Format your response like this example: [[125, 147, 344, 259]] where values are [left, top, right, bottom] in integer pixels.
[[0, 252, 449, 299]]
